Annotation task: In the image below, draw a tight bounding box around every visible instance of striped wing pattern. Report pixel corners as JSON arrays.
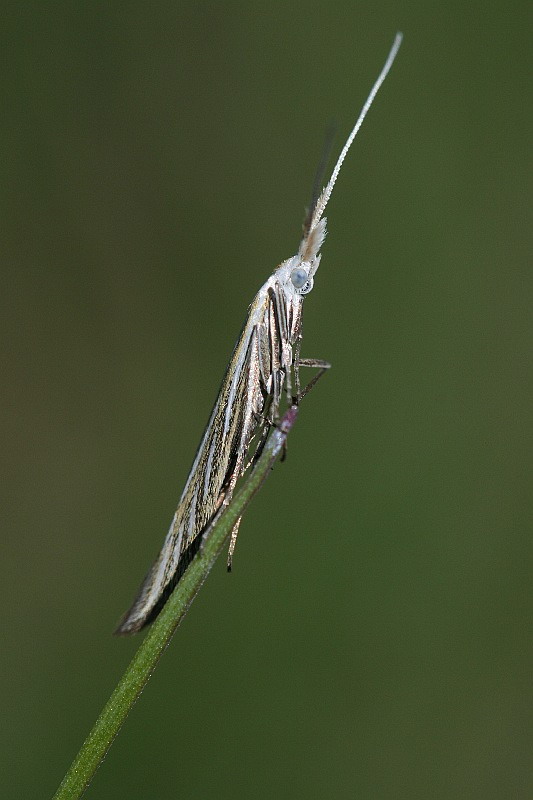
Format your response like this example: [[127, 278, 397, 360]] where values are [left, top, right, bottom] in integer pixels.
[[116, 280, 302, 633]]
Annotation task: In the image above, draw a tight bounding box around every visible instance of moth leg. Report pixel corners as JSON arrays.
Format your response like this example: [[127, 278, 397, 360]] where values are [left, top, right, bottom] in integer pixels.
[[295, 357, 331, 402], [293, 329, 329, 401], [293, 336, 303, 399], [268, 286, 292, 405], [298, 357, 331, 368], [250, 365, 283, 465], [248, 420, 271, 470], [227, 516, 242, 572]]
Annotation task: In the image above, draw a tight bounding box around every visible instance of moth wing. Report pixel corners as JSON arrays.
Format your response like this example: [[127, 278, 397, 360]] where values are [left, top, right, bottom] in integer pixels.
[[115, 294, 274, 634]]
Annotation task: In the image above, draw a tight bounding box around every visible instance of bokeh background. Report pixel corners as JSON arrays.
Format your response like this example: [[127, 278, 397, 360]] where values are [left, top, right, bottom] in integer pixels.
[[2, 3, 531, 798]]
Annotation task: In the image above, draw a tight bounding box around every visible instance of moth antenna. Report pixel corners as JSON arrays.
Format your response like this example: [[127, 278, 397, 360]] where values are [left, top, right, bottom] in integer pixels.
[[308, 32, 403, 237], [302, 121, 337, 239]]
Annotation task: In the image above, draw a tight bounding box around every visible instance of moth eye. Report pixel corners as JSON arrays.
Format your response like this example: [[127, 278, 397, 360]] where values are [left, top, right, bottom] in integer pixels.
[[290, 267, 309, 289]]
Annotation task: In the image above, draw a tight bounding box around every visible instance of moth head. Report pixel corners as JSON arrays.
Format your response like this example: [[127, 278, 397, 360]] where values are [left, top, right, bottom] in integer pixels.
[[291, 214, 326, 296], [290, 264, 314, 295]]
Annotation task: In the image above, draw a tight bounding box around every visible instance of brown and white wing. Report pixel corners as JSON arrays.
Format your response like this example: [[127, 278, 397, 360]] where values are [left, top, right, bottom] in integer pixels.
[[115, 287, 281, 634]]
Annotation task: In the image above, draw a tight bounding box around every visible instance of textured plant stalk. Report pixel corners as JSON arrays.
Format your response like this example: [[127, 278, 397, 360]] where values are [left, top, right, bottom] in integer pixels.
[[52, 406, 299, 800]]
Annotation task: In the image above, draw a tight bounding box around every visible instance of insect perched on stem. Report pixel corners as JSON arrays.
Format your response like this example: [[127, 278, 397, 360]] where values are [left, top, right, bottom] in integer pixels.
[[116, 33, 402, 634]]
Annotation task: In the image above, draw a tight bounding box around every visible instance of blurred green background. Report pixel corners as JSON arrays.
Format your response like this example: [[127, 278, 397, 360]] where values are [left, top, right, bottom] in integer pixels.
[[2, 3, 531, 798]]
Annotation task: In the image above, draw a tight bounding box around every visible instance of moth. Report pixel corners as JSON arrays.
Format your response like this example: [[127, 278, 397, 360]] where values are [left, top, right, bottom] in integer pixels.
[[116, 33, 402, 634]]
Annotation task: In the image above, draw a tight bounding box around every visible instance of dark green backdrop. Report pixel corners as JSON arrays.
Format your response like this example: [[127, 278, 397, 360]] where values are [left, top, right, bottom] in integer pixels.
[[2, 3, 531, 798]]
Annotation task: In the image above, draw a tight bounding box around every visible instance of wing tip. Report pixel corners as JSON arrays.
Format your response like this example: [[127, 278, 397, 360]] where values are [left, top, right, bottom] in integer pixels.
[[113, 608, 146, 636]]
